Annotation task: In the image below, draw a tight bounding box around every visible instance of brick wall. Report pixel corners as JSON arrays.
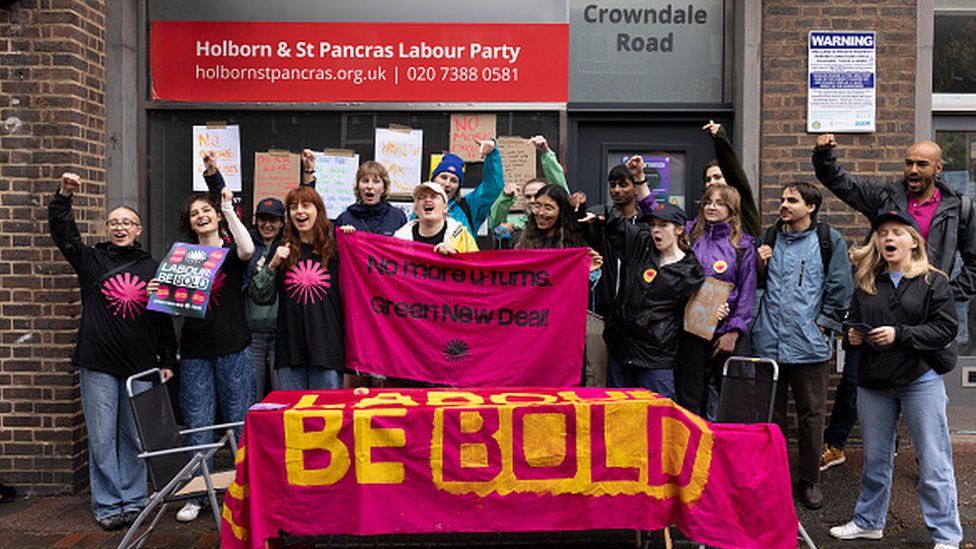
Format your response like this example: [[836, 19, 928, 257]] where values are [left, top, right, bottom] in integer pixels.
[[0, 1, 107, 493], [761, 0, 918, 236], [761, 1, 918, 443]]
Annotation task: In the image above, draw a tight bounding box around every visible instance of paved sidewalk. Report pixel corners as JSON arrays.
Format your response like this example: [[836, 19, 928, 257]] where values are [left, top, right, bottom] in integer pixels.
[[1, 443, 973, 548]]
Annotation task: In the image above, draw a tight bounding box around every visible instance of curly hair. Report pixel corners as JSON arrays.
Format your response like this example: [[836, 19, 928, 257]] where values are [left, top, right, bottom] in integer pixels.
[[178, 192, 223, 243], [281, 186, 335, 270]]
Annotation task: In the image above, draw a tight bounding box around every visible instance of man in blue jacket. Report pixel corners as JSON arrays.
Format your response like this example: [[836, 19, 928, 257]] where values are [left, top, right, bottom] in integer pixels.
[[752, 182, 853, 510]]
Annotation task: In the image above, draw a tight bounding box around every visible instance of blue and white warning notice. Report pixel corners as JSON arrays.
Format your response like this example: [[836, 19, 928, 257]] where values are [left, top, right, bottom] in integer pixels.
[[807, 31, 876, 133]]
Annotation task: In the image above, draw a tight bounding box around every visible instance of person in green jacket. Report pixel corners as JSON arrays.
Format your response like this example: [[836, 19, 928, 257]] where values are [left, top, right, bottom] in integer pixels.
[[488, 135, 568, 246], [702, 121, 761, 237]]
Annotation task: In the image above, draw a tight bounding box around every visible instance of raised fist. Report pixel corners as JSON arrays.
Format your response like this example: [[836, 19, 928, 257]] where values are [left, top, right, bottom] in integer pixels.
[[626, 155, 645, 181], [202, 151, 218, 175], [60, 172, 81, 196], [815, 134, 837, 151], [477, 139, 495, 159], [269, 245, 291, 270], [529, 135, 550, 153]]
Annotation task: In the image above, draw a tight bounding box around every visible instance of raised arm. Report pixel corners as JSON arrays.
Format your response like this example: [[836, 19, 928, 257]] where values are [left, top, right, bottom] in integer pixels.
[[812, 134, 886, 219], [219, 187, 254, 261], [465, 140, 505, 230], [706, 121, 760, 236], [532, 135, 568, 191], [48, 172, 92, 275]]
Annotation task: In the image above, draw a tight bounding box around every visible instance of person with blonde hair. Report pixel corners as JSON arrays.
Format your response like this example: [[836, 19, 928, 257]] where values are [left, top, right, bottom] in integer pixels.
[[829, 211, 961, 548], [676, 184, 757, 419]]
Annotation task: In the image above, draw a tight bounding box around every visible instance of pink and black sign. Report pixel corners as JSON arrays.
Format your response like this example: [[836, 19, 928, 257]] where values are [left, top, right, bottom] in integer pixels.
[[148, 242, 228, 319]]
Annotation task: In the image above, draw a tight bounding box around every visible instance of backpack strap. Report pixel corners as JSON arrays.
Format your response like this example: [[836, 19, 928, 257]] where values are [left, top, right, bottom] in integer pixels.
[[816, 222, 833, 272], [456, 196, 475, 232], [960, 195, 972, 238], [762, 225, 778, 249]]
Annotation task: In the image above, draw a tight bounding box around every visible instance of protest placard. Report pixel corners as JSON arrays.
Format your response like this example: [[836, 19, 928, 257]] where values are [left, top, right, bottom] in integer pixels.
[[313, 149, 360, 218], [375, 127, 423, 194], [449, 113, 497, 162], [147, 243, 229, 319], [253, 151, 300, 208], [496, 137, 537, 211], [192, 123, 242, 191], [683, 277, 733, 340]]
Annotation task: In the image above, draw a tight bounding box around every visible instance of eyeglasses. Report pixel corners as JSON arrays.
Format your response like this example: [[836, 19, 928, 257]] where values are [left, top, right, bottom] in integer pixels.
[[107, 219, 140, 229], [701, 199, 728, 208]]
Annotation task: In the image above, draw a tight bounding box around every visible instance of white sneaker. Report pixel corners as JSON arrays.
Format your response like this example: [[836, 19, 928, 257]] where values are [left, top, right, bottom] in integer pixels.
[[176, 502, 202, 522], [933, 544, 959, 549], [829, 521, 883, 540]]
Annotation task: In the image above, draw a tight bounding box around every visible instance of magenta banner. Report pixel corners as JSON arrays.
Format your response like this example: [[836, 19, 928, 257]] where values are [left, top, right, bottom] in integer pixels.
[[222, 388, 799, 549], [337, 232, 588, 386]]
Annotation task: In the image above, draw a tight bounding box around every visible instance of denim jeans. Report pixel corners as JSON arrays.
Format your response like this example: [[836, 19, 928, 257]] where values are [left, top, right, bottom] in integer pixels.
[[80, 368, 151, 520], [277, 366, 341, 390], [853, 376, 962, 545], [250, 331, 278, 399], [180, 347, 255, 505], [824, 346, 860, 449], [607, 356, 675, 398]]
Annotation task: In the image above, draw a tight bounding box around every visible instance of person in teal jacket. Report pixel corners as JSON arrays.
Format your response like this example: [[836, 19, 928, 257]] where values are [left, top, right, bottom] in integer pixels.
[[488, 135, 568, 236], [431, 139, 504, 237]]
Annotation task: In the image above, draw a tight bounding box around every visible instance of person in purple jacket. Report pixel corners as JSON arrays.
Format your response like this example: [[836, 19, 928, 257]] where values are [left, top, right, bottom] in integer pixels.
[[676, 184, 758, 419]]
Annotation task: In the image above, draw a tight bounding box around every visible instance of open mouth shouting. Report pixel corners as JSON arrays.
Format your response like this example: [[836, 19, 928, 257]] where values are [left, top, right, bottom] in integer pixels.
[[293, 213, 310, 230]]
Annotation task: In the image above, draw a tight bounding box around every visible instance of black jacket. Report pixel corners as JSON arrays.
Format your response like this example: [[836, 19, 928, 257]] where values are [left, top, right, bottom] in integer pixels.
[[49, 192, 177, 377], [584, 207, 652, 318], [850, 271, 957, 388], [597, 209, 705, 370], [336, 202, 407, 236], [813, 147, 976, 300]]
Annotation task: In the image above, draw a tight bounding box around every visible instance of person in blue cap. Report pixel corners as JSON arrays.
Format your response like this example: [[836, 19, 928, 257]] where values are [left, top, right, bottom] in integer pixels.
[[431, 140, 505, 237]]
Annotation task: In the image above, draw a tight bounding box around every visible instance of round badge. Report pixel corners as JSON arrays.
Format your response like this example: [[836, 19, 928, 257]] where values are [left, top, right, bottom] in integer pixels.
[[713, 259, 728, 274], [642, 268, 658, 283]]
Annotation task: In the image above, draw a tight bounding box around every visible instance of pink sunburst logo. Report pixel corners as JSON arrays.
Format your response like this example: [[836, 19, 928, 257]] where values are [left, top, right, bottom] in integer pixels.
[[284, 259, 332, 304], [101, 272, 147, 319]]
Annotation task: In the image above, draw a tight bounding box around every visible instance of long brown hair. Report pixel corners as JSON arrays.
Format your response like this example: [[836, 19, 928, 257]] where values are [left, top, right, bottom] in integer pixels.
[[691, 184, 743, 247], [282, 186, 334, 270], [850, 223, 939, 295]]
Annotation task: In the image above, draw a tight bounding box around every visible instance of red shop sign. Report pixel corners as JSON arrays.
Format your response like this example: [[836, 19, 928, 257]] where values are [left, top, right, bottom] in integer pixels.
[[150, 21, 568, 103]]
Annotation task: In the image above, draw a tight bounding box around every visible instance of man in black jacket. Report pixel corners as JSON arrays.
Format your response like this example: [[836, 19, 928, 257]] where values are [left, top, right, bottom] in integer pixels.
[[812, 134, 976, 471]]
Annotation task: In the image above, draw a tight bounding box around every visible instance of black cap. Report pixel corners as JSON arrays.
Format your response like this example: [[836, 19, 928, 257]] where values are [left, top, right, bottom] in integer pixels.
[[871, 209, 920, 233], [639, 202, 688, 226], [255, 197, 285, 219]]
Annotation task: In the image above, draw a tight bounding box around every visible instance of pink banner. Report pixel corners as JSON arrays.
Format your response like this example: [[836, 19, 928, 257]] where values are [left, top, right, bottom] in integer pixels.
[[221, 388, 798, 549], [337, 232, 588, 386]]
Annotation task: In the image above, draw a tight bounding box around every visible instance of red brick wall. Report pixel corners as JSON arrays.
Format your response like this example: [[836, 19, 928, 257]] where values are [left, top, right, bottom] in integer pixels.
[[0, 1, 106, 493], [761, 0, 918, 239], [761, 1, 918, 442]]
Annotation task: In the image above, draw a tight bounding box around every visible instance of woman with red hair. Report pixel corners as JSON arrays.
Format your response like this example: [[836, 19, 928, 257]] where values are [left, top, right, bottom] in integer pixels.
[[249, 186, 344, 390]]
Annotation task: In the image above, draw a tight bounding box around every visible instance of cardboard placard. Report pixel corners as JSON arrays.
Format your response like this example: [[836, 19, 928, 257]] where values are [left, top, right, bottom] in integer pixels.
[[193, 124, 242, 191], [253, 151, 300, 208], [683, 277, 734, 341], [375, 127, 423, 194], [449, 113, 497, 162], [148, 243, 229, 319], [313, 150, 360, 219], [497, 137, 537, 211]]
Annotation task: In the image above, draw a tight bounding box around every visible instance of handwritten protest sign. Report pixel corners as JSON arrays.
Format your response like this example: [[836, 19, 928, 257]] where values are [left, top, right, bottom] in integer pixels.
[[148, 243, 228, 319], [312, 150, 360, 218], [375, 127, 423, 194], [683, 277, 733, 340], [338, 231, 588, 386], [449, 113, 496, 162], [497, 137, 537, 210], [252, 151, 300, 208], [193, 124, 241, 191]]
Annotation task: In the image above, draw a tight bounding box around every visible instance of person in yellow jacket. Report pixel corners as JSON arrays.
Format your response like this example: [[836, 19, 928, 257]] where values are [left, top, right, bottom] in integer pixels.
[[393, 182, 478, 254]]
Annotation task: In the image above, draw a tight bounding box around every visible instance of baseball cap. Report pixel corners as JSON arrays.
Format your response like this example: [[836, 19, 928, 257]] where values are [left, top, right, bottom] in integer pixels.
[[255, 197, 285, 219], [872, 209, 920, 233], [639, 202, 688, 226], [412, 182, 448, 203]]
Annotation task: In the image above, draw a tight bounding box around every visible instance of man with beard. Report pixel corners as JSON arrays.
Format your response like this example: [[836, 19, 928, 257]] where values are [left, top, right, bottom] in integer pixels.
[[813, 135, 976, 473]]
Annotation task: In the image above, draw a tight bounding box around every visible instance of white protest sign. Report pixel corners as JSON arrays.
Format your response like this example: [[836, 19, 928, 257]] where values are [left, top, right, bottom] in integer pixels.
[[375, 127, 423, 195], [192, 124, 242, 191], [313, 150, 360, 219]]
